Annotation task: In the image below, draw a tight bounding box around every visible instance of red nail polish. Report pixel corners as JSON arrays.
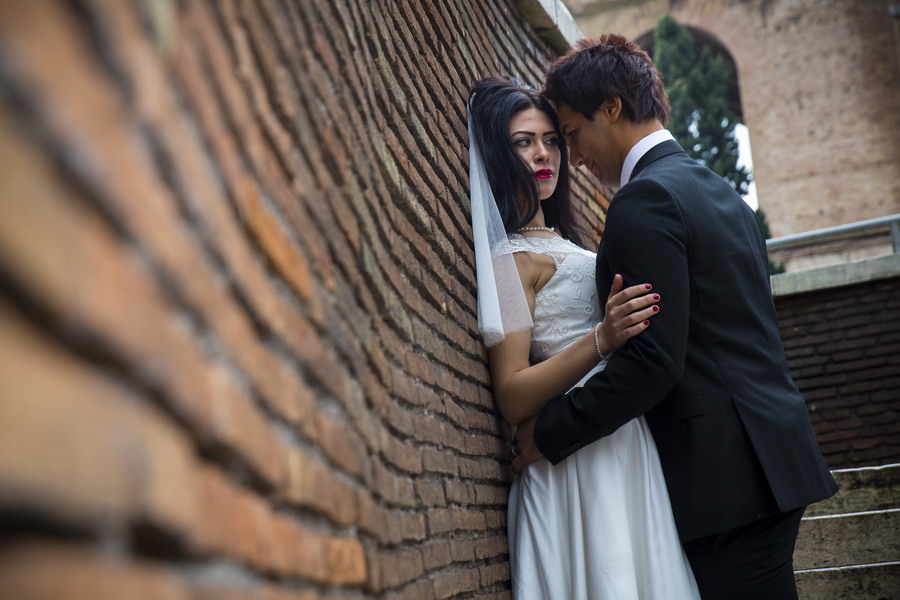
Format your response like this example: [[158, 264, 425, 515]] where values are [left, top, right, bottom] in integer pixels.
[[643, 320, 650, 326], [652, 306, 659, 312], [653, 294, 660, 300], [644, 284, 652, 290]]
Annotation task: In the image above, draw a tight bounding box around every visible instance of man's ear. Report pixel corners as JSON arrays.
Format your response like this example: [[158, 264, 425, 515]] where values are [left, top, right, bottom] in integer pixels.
[[604, 97, 623, 122]]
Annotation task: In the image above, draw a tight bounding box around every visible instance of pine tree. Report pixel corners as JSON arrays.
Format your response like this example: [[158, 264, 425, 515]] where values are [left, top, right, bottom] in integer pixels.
[[652, 15, 785, 273], [652, 15, 751, 197]]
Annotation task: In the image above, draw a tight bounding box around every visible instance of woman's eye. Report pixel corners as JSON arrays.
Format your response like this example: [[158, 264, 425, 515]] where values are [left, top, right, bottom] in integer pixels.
[[513, 138, 530, 147], [545, 137, 560, 146]]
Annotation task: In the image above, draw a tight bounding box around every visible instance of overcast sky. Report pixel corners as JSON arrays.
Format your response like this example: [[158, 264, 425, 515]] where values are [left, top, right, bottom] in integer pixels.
[[735, 124, 758, 211]]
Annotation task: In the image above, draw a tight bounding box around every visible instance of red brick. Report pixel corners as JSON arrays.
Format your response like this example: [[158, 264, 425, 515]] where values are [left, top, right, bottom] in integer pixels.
[[381, 431, 424, 475], [374, 547, 424, 589], [431, 568, 481, 600], [422, 447, 459, 476], [427, 507, 487, 536], [415, 478, 447, 507], [474, 484, 510, 506], [372, 460, 417, 508], [444, 480, 475, 504], [383, 581, 435, 600], [302, 412, 368, 478], [449, 538, 476, 563], [474, 593, 513, 600], [480, 562, 510, 587], [0, 542, 190, 600], [281, 446, 360, 527], [474, 535, 509, 560], [458, 456, 506, 481], [0, 303, 198, 538], [421, 540, 454, 571]]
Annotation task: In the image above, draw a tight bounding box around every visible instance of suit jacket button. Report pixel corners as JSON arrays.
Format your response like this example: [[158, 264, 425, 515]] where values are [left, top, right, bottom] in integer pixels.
[[561, 442, 583, 456]]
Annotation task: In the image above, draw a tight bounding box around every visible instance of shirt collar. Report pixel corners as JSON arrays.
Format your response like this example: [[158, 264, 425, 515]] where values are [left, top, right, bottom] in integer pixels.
[[620, 129, 675, 188]]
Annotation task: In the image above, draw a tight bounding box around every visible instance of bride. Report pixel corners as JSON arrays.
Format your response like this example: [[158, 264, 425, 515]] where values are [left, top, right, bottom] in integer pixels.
[[467, 76, 699, 599]]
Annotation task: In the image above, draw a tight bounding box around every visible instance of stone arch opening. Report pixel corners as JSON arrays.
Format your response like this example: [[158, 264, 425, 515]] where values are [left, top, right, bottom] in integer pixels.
[[635, 26, 743, 122], [635, 25, 755, 206]]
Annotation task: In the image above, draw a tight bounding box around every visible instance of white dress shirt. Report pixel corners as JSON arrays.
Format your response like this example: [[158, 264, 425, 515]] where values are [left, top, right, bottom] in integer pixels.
[[619, 129, 676, 188]]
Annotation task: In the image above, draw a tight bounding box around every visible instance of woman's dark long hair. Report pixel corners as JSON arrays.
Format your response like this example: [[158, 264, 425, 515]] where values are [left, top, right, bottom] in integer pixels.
[[468, 76, 587, 248]]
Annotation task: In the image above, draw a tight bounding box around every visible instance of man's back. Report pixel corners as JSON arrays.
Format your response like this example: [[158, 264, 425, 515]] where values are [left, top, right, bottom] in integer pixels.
[[614, 141, 838, 540]]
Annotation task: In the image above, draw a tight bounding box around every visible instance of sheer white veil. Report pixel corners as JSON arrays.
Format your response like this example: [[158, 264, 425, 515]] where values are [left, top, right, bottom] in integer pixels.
[[467, 95, 533, 347]]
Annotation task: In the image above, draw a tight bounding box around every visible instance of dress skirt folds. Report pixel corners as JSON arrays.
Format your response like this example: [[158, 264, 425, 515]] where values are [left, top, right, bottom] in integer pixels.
[[502, 235, 699, 599]]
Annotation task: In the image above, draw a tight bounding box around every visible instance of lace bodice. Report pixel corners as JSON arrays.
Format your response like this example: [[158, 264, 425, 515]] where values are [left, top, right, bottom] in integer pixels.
[[501, 234, 601, 363]]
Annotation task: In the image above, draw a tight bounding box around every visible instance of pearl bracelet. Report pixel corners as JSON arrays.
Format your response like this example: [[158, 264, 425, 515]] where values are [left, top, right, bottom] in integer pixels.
[[593, 323, 607, 361]]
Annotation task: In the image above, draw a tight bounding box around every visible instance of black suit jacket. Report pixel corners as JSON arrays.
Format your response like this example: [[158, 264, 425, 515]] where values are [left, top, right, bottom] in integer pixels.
[[533, 140, 837, 542]]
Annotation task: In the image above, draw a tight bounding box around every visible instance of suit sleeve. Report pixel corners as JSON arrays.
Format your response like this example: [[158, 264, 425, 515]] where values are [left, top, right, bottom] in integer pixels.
[[534, 178, 690, 464]]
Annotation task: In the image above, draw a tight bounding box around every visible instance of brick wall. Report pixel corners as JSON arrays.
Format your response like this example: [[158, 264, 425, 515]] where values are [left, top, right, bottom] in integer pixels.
[[776, 277, 900, 469], [0, 1, 605, 598]]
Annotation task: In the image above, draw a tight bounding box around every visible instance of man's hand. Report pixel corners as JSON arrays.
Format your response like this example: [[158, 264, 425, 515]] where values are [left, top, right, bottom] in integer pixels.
[[511, 415, 545, 473]]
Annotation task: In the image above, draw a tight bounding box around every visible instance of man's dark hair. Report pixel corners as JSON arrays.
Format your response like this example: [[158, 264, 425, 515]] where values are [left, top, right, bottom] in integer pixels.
[[543, 34, 670, 126], [468, 76, 586, 247]]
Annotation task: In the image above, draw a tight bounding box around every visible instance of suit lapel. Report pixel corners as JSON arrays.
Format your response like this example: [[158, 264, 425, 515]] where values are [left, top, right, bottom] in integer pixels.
[[593, 140, 683, 316]]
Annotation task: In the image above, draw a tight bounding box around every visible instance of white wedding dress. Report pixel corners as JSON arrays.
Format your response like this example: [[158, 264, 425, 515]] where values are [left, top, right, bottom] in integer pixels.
[[503, 234, 699, 600]]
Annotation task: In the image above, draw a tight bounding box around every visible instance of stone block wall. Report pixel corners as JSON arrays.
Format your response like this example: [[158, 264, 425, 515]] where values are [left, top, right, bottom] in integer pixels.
[[570, 0, 900, 239], [0, 1, 604, 598], [776, 277, 900, 469]]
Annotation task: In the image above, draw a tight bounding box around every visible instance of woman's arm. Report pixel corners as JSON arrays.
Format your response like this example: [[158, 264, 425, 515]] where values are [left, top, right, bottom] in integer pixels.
[[531, 181, 690, 466], [488, 251, 660, 425]]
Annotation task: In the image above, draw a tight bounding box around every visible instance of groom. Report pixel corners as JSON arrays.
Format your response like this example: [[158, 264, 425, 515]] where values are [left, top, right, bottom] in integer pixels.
[[511, 35, 837, 598]]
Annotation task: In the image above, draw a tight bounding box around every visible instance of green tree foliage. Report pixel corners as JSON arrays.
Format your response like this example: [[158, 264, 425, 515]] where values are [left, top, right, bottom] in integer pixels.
[[652, 15, 751, 197], [653, 15, 785, 273]]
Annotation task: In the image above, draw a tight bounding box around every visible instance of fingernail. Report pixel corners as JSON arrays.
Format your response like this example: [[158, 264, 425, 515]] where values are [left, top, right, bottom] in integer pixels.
[[643, 320, 650, 326], [644, 284, 652, 290], [653, 294, 660, 300], [652, 306, 659, 312]]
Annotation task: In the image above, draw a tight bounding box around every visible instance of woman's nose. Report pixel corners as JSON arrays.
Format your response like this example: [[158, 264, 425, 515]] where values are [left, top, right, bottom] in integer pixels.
[[533, 141, 550, 162]]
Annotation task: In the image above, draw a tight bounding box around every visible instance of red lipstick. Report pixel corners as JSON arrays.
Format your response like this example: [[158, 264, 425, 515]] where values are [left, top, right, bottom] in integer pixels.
[[534, 169, 553, 179]]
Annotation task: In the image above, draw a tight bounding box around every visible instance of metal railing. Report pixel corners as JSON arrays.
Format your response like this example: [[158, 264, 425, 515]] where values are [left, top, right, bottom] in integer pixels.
[[766, 214, 900, 254]]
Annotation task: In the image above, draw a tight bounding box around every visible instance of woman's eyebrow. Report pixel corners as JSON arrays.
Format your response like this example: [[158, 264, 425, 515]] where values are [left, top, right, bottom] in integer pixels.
[[510, 130, 557, 136]]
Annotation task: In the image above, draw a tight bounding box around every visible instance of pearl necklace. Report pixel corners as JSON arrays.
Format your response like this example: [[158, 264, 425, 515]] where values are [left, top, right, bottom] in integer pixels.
[[518, 226, 555, 233]]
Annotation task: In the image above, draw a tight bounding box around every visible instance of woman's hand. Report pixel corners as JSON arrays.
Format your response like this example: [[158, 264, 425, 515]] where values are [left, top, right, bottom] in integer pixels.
[[596, 274, 660, 357]]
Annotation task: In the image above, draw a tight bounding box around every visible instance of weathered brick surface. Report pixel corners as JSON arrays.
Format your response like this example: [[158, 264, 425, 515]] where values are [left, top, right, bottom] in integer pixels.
[[776, 278, 900, 468], [0, 0, 606, 597], [4, 2, 894, 596]]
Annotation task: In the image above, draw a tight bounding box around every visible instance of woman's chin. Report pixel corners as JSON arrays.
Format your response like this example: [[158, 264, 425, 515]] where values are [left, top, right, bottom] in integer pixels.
[[539, 185, 557, 201]]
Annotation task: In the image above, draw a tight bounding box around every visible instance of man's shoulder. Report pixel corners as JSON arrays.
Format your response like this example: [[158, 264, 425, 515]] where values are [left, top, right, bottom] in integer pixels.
[[606, 176, 687, 240], [610, 177, 674, 215], [636, 149, 699, 180], [631, 152, 737, 203], [629, 139, 689, 178]]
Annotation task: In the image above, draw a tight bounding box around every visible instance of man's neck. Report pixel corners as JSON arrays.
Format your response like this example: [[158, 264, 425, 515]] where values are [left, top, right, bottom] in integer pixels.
[[619, 123, 673, 187], [608, 119, 665, 180], [621, 119, 665, 153]]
